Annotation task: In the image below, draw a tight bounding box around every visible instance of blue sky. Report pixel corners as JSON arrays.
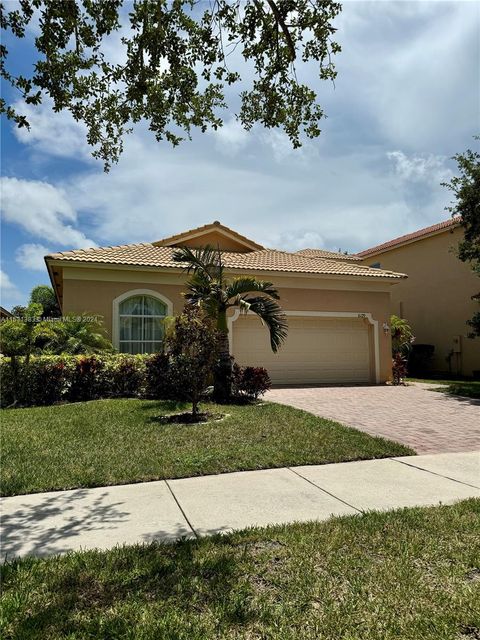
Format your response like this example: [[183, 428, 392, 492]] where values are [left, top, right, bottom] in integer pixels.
[[1, 0, 479, 309]]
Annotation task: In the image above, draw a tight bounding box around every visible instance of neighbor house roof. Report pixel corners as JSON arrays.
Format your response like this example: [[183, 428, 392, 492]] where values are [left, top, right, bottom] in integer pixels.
[[357, 217, 461, 258], [296, 248, 362, 261], [46, 243, 405, 279]]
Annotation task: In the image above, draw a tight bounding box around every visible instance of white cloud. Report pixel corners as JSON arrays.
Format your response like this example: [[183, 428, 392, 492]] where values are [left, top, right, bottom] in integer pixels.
[[267, 230, 326, 252], [3, 1, 477, 259], [0, 177, 95, 248], [0, 270, 19, 294], [15, 244, 51, 271], [12, 99, 91, 160], [387, 151, 453, 183], [212, 117, 249, 155], [328, 1, 479, 152], [64, 130, 439, 253], [0, 270, 23, 307], [261, 129, 319, 164]]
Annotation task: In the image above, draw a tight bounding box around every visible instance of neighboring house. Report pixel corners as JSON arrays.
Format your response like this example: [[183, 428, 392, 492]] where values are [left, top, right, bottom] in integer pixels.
[[357, 218, 480, 377], [0, 306, 13, 319], [45, 221, 405, 385]]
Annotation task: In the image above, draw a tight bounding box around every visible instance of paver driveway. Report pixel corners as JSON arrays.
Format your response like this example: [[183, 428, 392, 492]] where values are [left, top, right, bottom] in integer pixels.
[[266, 383, 480, 454]]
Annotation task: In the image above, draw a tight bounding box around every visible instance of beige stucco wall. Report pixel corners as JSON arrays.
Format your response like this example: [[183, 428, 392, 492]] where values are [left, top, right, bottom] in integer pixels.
[[60, 266, 395, 383], [360, 226, 480, 376]]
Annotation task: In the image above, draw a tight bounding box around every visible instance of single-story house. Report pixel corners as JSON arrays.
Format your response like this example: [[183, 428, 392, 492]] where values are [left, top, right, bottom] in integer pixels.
[[357, 218, 480, 377], [45, 221, 406, 385]]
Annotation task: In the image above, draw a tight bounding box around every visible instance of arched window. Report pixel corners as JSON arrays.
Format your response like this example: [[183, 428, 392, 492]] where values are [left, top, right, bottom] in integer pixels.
[[118, 294, 167, 354]]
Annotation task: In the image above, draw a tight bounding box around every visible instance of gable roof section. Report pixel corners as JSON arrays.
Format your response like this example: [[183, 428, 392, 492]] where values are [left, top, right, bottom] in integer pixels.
[[152, 221, 264, 252], [296, 248, 362, 262], [46, 243, 405, 280], [357, 217, 460, 258]]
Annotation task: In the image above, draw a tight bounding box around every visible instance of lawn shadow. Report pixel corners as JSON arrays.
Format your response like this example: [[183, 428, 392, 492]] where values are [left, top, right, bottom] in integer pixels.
[[430, 387, 480, 406], [138, 399, 189, 412], [1, 489, 131, 559], [1, 488, 198, 564], [4, 528, 259, 637]]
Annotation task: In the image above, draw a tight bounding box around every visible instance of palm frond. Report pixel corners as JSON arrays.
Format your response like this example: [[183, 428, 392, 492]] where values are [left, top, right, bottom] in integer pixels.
[[226, 278, 280, 303], [240, 296, 288, 352], [184, 272, 212, 302], [184, 273, 226, 317], [172, 245, 223, 282]]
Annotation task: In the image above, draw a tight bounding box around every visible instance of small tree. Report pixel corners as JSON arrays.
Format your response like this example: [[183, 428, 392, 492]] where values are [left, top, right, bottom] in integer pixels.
[[166, 307, 218, 419], [0, 303, 44, 363], [30, 285, 61, 318], [0, 302, 46, 403]]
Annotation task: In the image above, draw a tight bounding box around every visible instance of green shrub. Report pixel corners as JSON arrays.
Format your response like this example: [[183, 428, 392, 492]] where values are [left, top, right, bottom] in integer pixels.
[[0, 359, 19, 407], [0, 354, 149, 408], [0, 349, 272, 409], [0, 356, 72, 407], [109, 355, 146, 398], [391, 315, 415, 355]]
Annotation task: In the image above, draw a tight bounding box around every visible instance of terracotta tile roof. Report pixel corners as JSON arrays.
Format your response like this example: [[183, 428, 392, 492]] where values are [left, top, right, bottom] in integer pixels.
[[46, 244, 405, 279], [296, 248, 362, 261], [357, 217, 460, 257]]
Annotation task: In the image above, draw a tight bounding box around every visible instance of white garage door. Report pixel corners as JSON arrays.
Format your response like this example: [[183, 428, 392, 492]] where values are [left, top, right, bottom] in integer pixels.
[[232, 315, 372, 385]]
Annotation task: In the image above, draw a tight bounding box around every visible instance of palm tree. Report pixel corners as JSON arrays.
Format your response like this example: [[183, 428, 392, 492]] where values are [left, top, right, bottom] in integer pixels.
[[43, 314, 113, 354], [173, 245, 288, 402]]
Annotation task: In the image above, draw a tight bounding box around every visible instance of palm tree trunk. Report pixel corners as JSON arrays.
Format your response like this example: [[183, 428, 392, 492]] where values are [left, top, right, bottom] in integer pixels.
[[213, 310, 232, 403]]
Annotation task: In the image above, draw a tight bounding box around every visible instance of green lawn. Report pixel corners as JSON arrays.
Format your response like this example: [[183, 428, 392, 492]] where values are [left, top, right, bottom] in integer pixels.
[[0, 399, 412, 497], [2, 499, 479, 640], [408, 378, 480, 399]]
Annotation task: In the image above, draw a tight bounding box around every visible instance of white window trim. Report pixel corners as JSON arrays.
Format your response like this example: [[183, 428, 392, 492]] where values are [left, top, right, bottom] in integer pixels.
[[112, 289, 173, 351], [228, 309, 380, 384]]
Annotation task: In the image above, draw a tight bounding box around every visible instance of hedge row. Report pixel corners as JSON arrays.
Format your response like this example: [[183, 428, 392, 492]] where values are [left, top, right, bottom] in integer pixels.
[[0, 354, 178, 408], [0, 354, 271, 408]]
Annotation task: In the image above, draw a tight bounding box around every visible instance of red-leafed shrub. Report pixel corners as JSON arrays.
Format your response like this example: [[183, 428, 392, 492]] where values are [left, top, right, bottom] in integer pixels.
[[110, 356, 145, 398], [232, 363, 271, 400], [68, 355, 103, 402], [144, 353, 175, 399], [32, 359, 68, 405], [392, 352, 408, 386]]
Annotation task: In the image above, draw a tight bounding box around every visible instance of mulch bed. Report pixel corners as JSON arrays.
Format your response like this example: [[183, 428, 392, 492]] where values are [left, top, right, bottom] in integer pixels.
[[153, 411, 226, 424]]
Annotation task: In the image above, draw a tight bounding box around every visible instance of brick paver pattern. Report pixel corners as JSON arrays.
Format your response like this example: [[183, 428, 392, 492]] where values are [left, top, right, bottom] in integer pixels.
[[266, 383, 480, 454]]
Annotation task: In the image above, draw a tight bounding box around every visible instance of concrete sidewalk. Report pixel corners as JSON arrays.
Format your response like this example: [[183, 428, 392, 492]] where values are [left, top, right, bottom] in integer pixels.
[[1, 451, 479, 560]]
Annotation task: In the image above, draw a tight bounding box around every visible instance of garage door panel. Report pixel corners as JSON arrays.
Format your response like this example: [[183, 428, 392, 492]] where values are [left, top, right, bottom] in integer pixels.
[[233, 316, 371, 384]]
